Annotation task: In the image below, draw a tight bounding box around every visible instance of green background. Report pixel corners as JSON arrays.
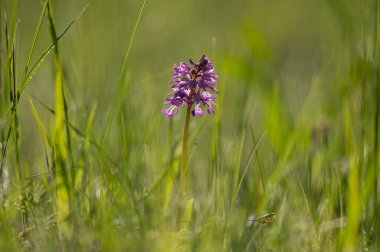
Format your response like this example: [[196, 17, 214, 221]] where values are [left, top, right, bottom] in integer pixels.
[[0, 0, 379, 250]]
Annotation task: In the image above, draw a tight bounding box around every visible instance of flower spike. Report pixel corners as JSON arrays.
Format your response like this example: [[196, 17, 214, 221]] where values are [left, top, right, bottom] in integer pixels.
[[162, 55, 218, 118]]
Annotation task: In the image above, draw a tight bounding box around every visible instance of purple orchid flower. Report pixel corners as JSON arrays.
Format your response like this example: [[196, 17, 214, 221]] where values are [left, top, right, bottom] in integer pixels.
[[162, 55, 218, 118]]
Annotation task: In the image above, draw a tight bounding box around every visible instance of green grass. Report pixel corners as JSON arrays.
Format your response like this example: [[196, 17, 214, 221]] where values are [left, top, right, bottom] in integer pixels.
[[0, 0, 379, 251]]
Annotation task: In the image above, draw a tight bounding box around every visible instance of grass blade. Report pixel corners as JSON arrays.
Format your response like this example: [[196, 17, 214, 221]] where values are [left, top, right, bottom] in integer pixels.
[[101, 0, 148, 144], [23, 0, 48, 78], [16, 2, 89, 100], [232, 132, 266, 205]]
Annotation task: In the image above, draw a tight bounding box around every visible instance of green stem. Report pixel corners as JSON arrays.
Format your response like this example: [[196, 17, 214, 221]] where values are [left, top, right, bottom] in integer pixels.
[[180, 106, 192, 196]]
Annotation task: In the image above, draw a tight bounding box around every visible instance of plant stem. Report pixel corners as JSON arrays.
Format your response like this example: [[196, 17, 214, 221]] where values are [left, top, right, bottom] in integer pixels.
[[180, 106, 192, 196]]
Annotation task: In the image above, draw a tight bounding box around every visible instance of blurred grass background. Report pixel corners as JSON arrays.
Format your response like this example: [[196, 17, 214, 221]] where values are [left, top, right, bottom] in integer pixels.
[[0, 0, 379, 251]]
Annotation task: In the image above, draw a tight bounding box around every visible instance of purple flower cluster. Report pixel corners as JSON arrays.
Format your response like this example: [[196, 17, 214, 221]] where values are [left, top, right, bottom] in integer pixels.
[[162, 55, 218, 118]]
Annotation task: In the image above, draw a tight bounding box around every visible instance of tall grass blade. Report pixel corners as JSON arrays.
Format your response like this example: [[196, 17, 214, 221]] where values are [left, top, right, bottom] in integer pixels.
[[16, 2, 89, 101], [232, 132, 265, 205], [101, 0, 148, 144], [23, 0, 48, 78], [250, 126, 266, 193], [342, 101, 361, 249], [47, 0, 75, 181], [28, 98, 51, 176], [75, 104, 96, 192]]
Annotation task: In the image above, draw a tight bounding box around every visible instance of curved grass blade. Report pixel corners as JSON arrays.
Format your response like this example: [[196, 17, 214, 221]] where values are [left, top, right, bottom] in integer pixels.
[[101, 0, 148, 144], [16, 2, 89, 101], [23, 0, 49, 78], [232, 131, 266, 204]]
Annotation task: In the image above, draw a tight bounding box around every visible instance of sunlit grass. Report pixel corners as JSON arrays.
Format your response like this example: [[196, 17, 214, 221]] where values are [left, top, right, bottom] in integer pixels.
[[0, 0, 379, 251]]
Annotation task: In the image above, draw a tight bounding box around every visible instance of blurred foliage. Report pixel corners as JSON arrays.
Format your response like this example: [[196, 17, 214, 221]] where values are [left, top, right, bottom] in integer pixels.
[[0, 0, 379, 251]]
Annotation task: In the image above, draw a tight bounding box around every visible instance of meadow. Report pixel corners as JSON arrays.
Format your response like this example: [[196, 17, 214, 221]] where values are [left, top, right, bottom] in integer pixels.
[[0, 0, 379, 251]]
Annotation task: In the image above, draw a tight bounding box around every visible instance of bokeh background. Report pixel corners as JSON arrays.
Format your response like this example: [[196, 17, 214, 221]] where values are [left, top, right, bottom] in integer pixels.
[[1, 0, 379, 250]]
